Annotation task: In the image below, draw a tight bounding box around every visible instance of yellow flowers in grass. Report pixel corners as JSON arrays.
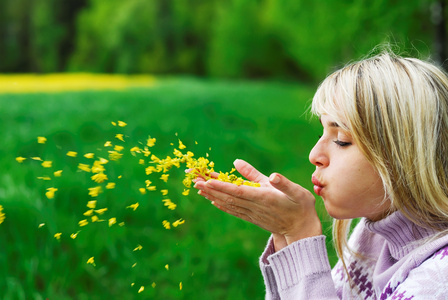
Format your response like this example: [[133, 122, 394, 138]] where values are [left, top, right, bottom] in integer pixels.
[[0, 74, 156, 94]]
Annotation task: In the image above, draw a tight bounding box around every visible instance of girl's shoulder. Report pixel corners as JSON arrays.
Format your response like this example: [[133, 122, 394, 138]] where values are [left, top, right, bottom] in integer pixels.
[[381, 243, 448, 299]]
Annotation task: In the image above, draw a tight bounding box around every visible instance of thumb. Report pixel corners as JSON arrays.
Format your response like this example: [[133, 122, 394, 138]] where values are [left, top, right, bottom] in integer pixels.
[[234, 159, 268, 183], [269, 173, 310, 200]]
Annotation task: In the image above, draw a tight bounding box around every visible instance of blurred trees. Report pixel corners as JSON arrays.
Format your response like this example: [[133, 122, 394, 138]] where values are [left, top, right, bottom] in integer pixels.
[[0, 0, 444, 82]]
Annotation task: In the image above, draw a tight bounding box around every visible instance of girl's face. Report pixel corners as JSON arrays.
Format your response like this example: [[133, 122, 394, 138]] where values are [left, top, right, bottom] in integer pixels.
[[309, 114, 390, 221]]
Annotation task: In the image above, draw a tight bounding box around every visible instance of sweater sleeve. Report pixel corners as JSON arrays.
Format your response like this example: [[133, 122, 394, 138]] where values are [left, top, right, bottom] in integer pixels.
[[259, 235, 339, 300]]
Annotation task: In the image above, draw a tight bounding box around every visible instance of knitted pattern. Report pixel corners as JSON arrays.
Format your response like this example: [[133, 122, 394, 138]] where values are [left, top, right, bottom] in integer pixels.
[[260, 211, 448, 299]]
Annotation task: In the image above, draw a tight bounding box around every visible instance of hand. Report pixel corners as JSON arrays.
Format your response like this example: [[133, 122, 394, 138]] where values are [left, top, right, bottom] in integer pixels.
[[193, 159, 322, 248]]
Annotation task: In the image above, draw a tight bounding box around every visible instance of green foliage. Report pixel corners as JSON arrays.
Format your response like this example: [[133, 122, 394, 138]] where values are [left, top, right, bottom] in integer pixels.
[[0, 78, 334, 299], [0, 0, 440, 81]]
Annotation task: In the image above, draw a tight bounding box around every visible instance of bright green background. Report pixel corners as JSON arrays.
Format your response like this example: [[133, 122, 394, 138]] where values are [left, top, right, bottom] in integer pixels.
[[0, 78, 334, 299], [0, 0, 442, 81]]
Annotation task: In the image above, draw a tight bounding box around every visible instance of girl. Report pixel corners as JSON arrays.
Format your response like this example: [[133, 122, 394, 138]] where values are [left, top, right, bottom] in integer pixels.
[[193, 52, 448, 299]]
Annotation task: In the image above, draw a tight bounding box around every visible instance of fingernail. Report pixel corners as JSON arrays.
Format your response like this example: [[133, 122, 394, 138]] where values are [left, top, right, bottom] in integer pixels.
[[269, 173, 280, 184]]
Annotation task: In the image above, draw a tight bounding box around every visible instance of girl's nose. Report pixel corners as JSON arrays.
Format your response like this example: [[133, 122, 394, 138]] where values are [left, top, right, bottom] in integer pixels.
[[309, 138, 329, 167]]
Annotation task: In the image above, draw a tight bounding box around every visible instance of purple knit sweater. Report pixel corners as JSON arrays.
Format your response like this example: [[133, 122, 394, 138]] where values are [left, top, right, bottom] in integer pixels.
[[260, 211, 448, 299]]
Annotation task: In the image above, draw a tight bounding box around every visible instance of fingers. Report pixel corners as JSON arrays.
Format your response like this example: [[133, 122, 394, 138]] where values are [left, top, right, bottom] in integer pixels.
[[268, 173, 313, 203], [203, 178, 267, 202], [198, 188, 254, 221], [234, 159, 268, 183]]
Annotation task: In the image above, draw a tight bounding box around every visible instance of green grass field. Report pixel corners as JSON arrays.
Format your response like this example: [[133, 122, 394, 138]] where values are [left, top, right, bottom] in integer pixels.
[[0, 77, 335, 299]]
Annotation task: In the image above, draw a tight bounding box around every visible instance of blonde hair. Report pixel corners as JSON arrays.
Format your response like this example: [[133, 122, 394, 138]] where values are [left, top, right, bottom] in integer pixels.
[[311, 51, 448, 276]]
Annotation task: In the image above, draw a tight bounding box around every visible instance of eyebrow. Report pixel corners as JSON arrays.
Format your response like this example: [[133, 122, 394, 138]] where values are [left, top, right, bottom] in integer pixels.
[[318, 117, 340, 128]]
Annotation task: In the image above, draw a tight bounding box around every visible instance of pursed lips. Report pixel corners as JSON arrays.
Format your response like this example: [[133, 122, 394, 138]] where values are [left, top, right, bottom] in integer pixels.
[[311, 175, 324, 196]]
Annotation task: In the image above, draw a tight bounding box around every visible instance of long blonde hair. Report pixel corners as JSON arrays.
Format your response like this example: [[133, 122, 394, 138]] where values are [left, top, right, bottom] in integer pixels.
[[311, 51, 448, 273]]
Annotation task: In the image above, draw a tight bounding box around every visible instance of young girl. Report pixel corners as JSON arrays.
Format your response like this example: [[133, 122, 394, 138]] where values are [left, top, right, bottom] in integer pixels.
[[193, 51, 448, 299]]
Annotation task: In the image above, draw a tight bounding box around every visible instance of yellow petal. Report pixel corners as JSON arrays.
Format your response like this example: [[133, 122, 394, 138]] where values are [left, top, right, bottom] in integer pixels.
[[127, 202, 139, 211], [84, 153, 95, 159], [108, 218, 116, 227], [83, 209, 94, 216], [94, 208, 107, 215], [87, 257, 95, 266], [45, 187, 58, 199], [16, 156, 27, 163], [41, 161, 52, 168], [66, 151, 77, 157]]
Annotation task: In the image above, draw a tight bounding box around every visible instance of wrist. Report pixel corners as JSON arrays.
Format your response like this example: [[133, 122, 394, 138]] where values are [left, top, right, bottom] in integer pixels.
[[272, 233, 287, 252], [284, 220, 322, 245]]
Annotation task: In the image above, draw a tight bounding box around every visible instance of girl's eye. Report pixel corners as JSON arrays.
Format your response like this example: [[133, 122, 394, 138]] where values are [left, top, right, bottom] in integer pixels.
[[333, 140, 351, 147]]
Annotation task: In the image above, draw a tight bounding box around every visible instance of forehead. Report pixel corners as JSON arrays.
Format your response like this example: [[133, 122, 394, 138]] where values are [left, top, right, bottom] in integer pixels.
[[319, 115, 340, 128], [318, 112, 350, 132]]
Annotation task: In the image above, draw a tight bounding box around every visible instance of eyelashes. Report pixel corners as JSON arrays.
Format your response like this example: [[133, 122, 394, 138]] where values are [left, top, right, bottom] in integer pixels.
[[317, 135, 351, 147], [333, 140, 351, 147]]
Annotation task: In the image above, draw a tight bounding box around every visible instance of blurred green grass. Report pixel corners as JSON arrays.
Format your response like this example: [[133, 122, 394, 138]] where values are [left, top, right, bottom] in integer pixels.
[[0, 77, 334, 299]]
